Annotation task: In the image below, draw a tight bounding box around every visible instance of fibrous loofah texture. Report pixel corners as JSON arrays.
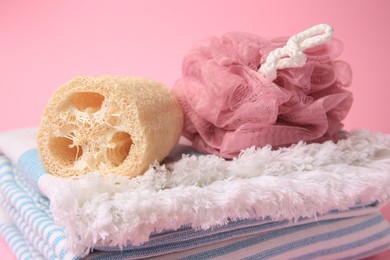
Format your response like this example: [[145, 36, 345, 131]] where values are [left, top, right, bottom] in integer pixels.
[[173, 31, 353, 158], [37, 76, 183, 178]]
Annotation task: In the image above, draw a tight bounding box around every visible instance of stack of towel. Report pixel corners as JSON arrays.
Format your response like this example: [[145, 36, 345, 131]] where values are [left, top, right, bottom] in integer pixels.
[[1, 24, 390, 259], [1, 128, 390, 259]]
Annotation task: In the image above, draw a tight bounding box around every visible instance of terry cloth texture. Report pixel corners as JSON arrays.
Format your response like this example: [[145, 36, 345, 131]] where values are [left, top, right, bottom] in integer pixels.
[[37, 76, 183, 178], [0, 128, 390, 259]]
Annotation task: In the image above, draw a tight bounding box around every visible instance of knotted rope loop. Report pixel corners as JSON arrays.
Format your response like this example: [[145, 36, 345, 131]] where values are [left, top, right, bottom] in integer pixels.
[[259, 24, 334, 81]]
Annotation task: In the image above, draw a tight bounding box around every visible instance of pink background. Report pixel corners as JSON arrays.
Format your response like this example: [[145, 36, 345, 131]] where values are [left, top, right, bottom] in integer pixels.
[[1, 0, 390, 133], [1, 0, 390, 259]]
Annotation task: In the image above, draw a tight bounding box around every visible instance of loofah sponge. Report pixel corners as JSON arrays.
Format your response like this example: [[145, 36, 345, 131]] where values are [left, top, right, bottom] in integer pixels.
[[37, 76, 183, 178]]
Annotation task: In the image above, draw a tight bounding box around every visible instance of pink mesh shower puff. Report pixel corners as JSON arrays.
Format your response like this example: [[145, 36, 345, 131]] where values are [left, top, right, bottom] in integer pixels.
[[173, 31, 353, 158]]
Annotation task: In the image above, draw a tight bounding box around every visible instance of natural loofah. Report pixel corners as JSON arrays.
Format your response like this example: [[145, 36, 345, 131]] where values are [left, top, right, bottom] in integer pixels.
[[37, 76, 183, 178]]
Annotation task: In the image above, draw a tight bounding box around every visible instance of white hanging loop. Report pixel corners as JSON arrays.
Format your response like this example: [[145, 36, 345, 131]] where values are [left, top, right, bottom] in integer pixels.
[[259, 24, 334, 81]]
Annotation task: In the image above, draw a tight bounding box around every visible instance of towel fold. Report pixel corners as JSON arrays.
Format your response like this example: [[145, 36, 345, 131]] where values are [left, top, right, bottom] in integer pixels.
[[1, 128, 390, 259]]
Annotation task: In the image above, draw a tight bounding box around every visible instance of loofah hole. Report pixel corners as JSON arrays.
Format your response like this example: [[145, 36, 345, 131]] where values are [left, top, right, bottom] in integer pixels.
[[107, 132, 132, 167], [108, 116, 120, 126], [68, 92, 105, 113], [48, 136, 83, 166]]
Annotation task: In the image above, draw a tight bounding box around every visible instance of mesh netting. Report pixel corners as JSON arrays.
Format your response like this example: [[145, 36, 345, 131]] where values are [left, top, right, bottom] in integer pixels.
[[173, 32, 353, 158]]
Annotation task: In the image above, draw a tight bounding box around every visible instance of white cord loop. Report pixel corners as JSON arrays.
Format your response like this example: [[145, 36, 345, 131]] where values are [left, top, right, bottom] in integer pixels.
[[259, 24, 334, 81]]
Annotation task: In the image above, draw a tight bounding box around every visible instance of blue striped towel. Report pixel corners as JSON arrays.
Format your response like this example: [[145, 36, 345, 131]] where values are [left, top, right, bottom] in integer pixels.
[[1, 128, 390, 259]]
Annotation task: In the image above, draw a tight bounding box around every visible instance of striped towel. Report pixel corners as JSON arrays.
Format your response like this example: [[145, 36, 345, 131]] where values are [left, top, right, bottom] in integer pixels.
[[1, 128, 390, 259]]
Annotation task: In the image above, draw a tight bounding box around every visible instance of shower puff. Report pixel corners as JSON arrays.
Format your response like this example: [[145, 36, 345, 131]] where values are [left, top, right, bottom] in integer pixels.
[[174, 26, 353, 158]]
